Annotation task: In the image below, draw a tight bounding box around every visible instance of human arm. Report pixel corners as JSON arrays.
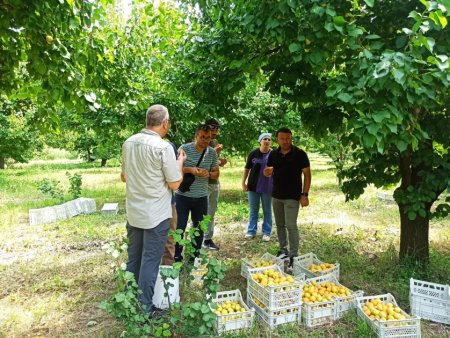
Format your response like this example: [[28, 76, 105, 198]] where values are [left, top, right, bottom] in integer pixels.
[[300, 167, 311, 207], [167, 148, 187, 191], [121, 173, 126, 182], [242, 168, 250, 192], [209, 165, 220, 180]]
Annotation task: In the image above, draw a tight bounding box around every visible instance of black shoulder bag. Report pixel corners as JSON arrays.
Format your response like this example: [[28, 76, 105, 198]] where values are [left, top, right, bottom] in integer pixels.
[[178, 148, 207, 193]]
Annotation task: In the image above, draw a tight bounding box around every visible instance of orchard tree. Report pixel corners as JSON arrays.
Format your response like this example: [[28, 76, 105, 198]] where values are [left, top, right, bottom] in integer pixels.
[[184, 0, 450, 262], [0, 98, 43, 169]]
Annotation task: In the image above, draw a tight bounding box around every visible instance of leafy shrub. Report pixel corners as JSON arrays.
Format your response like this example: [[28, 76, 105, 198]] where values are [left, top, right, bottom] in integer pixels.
[[37, 178, 64, 201], [66, 172, 82, 198]]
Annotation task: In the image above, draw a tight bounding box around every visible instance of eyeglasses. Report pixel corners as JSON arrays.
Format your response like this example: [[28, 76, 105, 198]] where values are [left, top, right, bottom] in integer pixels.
[[209, 125, 219, 131], [198, 136, 211, 141], [262, 138, 271, 141]]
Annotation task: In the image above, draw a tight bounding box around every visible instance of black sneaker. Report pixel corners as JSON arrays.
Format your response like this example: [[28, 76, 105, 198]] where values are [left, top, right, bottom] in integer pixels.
[[150, 306, 170, 320], [203, 239, 220, 251], [286, 256, 294, 274], [277, 251, 289, 259]]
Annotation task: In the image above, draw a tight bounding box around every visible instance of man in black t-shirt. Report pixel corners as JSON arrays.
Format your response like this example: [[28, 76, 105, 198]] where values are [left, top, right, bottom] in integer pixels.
[[264, 127, 311, 269]]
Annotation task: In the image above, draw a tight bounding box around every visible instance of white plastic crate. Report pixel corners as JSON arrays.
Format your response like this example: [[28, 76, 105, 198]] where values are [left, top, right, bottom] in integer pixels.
[[211, 289, 255, 334], [63, 201, 80, 218], [241, 253, 284, 279], [153, 265, 180, 309], [293, 252, 340, 280], [247, 265, 303, 310], [356, 293, 421, 338], [247, 296, 301, 329], [410, 278, 450, 325], [101, 202, 119, 215], [302, 274, 363, 327], [74, 197, 96, 214]]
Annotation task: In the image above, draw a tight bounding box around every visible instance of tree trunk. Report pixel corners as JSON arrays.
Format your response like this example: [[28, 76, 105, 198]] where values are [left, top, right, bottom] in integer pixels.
[[101, 158, 107, 167], [398, 204, 430, 262], [0, 157, 4, 169], [397, 145, 434, 263]]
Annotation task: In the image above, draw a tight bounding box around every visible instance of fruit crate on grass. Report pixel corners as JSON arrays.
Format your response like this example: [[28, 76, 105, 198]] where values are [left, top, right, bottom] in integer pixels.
[[293, 252, 340, 280], [241, 252, 284, 279], [247, 265, 303, 311], [356, 293, 421, 338], [247, 296, 301, 329], [190, 257, 207, 287], [302, 274, 363, 327], [410, 278, 450, 325], [211, 289, 255, 335]]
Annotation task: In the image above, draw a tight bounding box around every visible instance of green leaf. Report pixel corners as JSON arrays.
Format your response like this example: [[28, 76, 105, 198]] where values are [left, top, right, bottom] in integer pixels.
[[364, 0, 375, 7], [366, 123, 380, 135], [419, 0, 429, 9], [362, 133, 376, 147], [418, 209, 426, 217], [396, 140, 408, 152], [333, 16, 347, 26], [310, 51, 324, 65], [392, 68, 406, 85], [408, 211, 417, 220], [288, 43, 302, 53], [337, 92, 352, 103]]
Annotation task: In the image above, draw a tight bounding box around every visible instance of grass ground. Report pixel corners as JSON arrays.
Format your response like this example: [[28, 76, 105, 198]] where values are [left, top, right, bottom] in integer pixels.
[[0, 153, 449, 337]]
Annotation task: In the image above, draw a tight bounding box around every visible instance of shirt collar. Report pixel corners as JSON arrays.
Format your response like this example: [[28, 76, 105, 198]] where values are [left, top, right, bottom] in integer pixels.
[[141, 128, 161, 137]]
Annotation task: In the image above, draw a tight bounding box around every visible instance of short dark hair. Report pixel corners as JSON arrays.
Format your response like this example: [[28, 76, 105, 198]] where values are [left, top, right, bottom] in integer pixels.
[[276, 127, 292, 137], [195, 124, 212, 135], [204, 118, 220, 127]]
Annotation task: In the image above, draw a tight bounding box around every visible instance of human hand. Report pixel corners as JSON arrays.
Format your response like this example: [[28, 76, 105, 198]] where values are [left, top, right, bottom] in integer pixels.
[[220, 158, 227, 166], [242, 183, 248, 192], [177, 149, 187, 162], [195, 168, 210, 177], [300, 196, 309, 207], [263, 166, 273, 177], [215, 144, 223, 154]]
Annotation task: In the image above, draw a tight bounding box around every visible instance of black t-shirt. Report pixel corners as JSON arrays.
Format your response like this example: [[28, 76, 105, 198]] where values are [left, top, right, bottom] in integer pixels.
[[267, 145, 310, 200]]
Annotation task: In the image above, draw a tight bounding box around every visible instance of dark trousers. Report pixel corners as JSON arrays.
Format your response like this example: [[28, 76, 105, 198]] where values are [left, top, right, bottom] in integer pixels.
[[174, 194, 208, 262], [126, 219, 170, 313]]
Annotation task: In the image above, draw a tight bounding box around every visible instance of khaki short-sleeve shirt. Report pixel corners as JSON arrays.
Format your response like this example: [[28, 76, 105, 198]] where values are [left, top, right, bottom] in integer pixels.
[[121, 129, 181, 229]]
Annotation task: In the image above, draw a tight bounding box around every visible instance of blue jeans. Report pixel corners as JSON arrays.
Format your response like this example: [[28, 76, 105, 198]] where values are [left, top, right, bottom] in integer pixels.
[[126, 219, 170, 313], [246, 191, 273, 236], [174, 194, 208, 262]]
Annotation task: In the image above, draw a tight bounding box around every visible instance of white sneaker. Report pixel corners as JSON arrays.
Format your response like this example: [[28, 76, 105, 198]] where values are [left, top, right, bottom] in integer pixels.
[[245, 234, 255, 239], [262, 235, 270, 242]]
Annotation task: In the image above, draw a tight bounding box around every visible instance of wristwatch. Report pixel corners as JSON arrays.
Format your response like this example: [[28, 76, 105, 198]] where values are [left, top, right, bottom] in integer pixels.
[[301, 192, 309, 197]]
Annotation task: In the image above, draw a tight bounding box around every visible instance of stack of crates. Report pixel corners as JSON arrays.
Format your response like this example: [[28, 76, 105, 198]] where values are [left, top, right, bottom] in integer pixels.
[[211, 289, 255, 334], [355, 293, 421, 338], [292, 252, 340, 280], [301, 274, 363, 327], [241, 253, 284, 279], [410, 278, 450, 325], [247, 265, 304, 328]]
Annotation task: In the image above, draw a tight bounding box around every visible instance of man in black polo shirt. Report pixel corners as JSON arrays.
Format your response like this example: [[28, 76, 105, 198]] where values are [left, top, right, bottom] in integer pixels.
[[264, 127, 311, 269]]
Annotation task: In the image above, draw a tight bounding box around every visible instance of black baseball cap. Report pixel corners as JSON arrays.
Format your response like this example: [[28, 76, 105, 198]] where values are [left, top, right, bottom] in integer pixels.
[[205, 118, 220, 127]]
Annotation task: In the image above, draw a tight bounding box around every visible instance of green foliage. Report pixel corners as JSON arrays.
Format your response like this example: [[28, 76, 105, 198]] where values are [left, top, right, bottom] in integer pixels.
[[100, 238, 154, 337], [36, 178, 64, 202], [0, 98, 43, 168], [102, 215, 227, 337], [183, 0, 450, 261], [66, 172, 82, 199]]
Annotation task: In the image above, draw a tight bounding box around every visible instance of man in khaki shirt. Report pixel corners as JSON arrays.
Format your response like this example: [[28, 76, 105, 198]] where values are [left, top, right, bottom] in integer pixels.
[[121, 104, 186, 316]]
